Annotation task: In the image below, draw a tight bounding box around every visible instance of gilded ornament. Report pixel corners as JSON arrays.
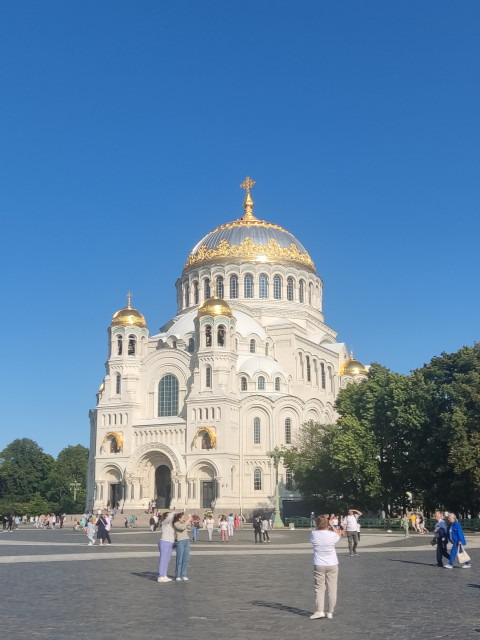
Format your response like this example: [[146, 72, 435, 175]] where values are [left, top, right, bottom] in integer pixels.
[[193, 426, 217, 449]]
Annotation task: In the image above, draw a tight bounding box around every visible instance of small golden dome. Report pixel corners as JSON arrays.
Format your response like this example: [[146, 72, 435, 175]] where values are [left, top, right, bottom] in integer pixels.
[[198, 295, 232, 318], [111, 292, 147, 328], [98, 381, 105, 392], [340, 350, 368, 377]]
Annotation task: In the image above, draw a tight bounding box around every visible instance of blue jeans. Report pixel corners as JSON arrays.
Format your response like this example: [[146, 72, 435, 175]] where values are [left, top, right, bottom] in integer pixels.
[[175, 539, 190, 578], [192, 526, 199, 541]]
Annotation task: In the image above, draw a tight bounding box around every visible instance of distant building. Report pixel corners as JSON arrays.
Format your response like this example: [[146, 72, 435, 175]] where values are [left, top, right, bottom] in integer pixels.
[[86, 178, 367, 514]]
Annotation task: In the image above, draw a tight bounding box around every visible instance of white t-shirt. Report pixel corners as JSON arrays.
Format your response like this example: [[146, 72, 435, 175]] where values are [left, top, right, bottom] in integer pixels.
[[310, 530, 340, 566], [345, 514, 359, 532]]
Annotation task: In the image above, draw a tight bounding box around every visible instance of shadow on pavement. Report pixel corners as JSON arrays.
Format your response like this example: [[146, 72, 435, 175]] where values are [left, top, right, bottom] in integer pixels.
[[389, 559, 436, 567], [251, 600, 311, 617], [132, 571, 158, 582]]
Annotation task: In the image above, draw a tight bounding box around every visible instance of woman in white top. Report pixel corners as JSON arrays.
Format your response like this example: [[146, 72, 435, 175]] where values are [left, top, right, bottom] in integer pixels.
[[157, 511, 176, 582], [309, 515, 343, 620], [205, 515, 215, 542]]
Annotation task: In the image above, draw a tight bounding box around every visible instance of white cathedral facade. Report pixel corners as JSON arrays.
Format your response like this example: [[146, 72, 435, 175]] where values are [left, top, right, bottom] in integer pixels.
[[86, 178, 367, 515]]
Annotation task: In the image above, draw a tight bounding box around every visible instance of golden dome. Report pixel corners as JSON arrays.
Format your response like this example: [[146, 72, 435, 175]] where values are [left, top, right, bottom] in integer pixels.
[[111, 292, 147, 328], [183, 177, 315, 273], [198, 295, 233, 318], [98, 381, 105, 392], [340, 350, 368, 376]]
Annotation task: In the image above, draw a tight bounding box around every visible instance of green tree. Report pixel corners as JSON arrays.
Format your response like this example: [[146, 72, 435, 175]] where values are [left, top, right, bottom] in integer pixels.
[[0, 438, 54, 503], [283, 418, 381, 513], [45, 445, 88, 513]]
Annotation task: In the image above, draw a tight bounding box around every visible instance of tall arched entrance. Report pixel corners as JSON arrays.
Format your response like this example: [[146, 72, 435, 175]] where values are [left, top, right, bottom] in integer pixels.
[[155, 464, 172, 509]]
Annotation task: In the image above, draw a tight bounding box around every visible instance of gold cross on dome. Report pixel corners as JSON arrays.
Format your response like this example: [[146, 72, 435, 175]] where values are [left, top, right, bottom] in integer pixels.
[[127, 291, 132, 308], [240, 176, 256, 196]]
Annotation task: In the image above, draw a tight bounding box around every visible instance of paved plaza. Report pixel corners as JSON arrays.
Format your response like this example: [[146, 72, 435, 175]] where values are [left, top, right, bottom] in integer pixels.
[[1, 524, 479, 639]]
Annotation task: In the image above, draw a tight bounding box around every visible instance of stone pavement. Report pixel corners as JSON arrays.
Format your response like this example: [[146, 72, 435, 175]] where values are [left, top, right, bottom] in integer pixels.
[[0, 526, 479, 639]]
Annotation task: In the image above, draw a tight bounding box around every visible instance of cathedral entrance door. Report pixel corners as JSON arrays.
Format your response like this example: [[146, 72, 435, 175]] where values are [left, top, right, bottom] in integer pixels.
[[155, 465, 171, 509], [110, 483, 121, 509], [202, 481, 215, 508]]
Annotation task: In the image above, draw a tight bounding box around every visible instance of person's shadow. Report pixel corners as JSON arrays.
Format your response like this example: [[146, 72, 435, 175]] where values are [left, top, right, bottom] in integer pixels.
[[251, 600, 311, 617]]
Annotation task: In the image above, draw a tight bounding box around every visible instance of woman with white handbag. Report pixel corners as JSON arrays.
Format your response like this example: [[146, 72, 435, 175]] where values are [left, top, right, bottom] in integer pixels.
[[444, 513, 471, 569]]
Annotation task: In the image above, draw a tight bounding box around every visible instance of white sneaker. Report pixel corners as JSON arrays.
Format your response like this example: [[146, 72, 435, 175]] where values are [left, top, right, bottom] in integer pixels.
[[444, 564, 453, 569], [183, 577, 189, 581], [164, 577, 172, 581], [157, 577, 169, 582], [176, 578, 182, 581], [463, 563, 471, 569], [326, 613, 333, 619], [310, 612, 325, 620]]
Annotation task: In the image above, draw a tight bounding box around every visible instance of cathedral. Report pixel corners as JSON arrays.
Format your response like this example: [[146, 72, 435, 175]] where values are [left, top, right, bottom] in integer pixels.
[[86, 178, 367, 515]]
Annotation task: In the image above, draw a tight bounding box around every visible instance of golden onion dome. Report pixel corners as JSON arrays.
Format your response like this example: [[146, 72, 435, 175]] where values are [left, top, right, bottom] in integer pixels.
[[340, 350, 368, 376], [98, 381, 105, 392], [183, 177, 315, 273], [111, 292, 147, 328], [198, 294, 233, 318]]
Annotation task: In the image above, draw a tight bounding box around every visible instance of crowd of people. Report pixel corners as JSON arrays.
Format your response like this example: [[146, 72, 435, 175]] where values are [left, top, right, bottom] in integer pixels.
[[2, 513, 68, 530]]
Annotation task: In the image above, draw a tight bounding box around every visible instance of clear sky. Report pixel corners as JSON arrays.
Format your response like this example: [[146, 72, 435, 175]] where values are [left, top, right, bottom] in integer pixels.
[[1, 1, 479, 457]]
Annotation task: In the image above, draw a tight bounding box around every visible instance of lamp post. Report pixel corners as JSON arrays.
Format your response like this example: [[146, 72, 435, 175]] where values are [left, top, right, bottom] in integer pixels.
[[69, 481, 81, 503], [267, 446, 284, 528]]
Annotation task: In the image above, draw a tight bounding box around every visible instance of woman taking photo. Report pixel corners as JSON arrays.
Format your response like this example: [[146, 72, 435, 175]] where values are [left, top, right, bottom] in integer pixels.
[[173, 512, 193, 581], [309, 515, 342, 620]]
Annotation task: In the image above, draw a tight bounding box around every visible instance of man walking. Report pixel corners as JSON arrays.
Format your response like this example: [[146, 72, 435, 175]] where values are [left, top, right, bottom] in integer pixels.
[[433, 510, 450, 567], [345, 509, 362, 556]]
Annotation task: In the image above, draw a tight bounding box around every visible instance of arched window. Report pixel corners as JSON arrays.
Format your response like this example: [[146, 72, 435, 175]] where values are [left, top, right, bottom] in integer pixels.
[[285, 418, 292, 444], [241, 377, 247, 391], [287, 277, 294, 301], [194, 281, 199, 305], [216, 276, 224, 298], [321, 363, 326, 389], [309, 283, 313, 305], [158, 374, 179, 417], [185, 283, 190, 307], [199, 408, 202, 420], [299, 280, 305, 303], [265, 343, 269, 356], [259, 274, 268, 299], [230, 274, 238, 299], [188, 338, 195, 353], [128, 335, 136, 356], [205, 408, 208, 420], [285, 468, 294, 491], [115, 374, 121, 395], [253, 468, 262, 490], [211, 408, 215, 419], [258, 376, 265, 391], [217, 325, 225, 347], [254, 417, 261, 443], [244, 274, 253, 298], [205, 325, 212, 347], [275, 377, 281, 391], [249, 339, 256, 354], [117, 335, 123, 356], [273, 275, 282, 299], [204, 278, 211, 300], [306, 356, 311, 382], [206, 366, 212, 388]]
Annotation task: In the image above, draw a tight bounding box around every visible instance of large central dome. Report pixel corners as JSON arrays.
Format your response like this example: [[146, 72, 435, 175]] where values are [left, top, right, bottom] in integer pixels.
[[183, 177, 315, 273]]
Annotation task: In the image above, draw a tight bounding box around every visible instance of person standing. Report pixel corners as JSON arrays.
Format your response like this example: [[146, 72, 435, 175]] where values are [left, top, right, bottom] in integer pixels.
[[173, 513, 192, 581], [445, 513, 471, 569], [191, 513, 200, 542], [157, 511, 176, 582], [227, 513, 234, 537], [234, 514, 239, 531], [205, 513, 215, 543], [309, 515, 342, 620], [253, 516, 262, 543], [261, 516, 270, 543], [344, 509, 362, 556], [220, 516, 229, 543], [433, 511, 450, 567], [310, 511, 315, 528], [96, 514, 108, 546], [400, 513, 409, 538]]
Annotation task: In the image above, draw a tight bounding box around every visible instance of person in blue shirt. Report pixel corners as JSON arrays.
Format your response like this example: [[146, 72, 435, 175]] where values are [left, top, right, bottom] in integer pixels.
[[445, 513, 471, 569], [433, 511, 450, 567]]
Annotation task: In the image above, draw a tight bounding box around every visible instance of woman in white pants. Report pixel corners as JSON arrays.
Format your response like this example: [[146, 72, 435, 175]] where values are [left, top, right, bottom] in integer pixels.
[[309, 515, 342, 620]]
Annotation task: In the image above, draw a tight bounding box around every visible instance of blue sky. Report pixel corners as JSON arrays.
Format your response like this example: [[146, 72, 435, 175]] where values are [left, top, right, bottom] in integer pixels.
[[1, 1, 479, 457]]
